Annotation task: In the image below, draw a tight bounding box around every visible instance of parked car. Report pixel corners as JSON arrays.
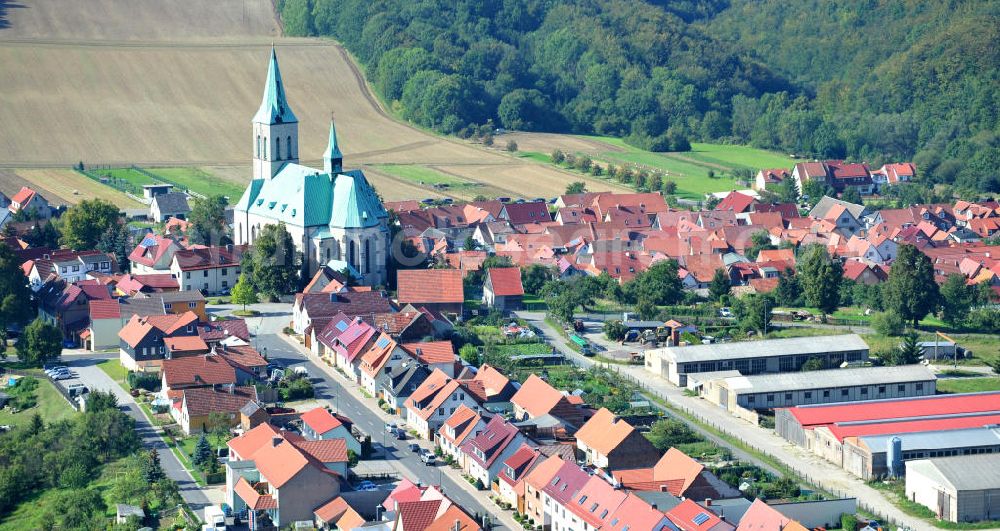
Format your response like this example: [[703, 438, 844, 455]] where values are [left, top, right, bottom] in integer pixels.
[[355, 480, 378, 492], [44, 366, 68, 376], [718, 307, 733, 318], [420, 451, 436, 465], [51, 372, 73, 381], [66, 383, 88, 397], [407, 442, 420, 452], [385, 423, 397, 433], [393, 428, 406, 440]]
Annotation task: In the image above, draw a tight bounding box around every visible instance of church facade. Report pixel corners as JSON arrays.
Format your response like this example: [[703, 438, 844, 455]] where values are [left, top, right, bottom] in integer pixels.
[[234, 48, 390, 286]]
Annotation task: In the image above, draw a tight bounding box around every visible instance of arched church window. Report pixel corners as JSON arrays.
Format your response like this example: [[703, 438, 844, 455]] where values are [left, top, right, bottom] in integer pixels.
[[349, 240, 357, 270], [287, 135, 292, 159], [256, 135, 260, 158], [363, 239, 371, 274], [263, 138, 268, 161], [325, 247, 330, 262], [275, 137, 281, 161]]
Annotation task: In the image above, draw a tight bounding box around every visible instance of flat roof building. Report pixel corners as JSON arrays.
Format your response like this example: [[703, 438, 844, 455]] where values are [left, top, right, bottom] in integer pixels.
[[645, 334, 869, 386], [906, 454, 1000, 523], [696, 365, 936, 424]]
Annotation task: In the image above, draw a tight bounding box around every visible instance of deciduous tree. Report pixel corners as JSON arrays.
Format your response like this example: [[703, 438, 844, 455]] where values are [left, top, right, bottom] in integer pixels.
[[708, 268, 731, 302], [188, 194, 230, 246], [16, 318, 62, 367], [230, 273, 259, 311], [247, 223, 298, 300], [797, 244, 842, 316], [59, 199, 120, 250], [939, 273, 975, 327], [884, 244, 939, 327]]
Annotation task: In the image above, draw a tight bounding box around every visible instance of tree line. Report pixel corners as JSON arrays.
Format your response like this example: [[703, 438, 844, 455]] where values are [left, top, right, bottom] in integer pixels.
[[279, 0, 998, 195]]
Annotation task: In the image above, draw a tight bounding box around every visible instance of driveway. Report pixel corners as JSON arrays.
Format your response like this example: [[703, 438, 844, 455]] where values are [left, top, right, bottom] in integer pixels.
[[257, 333, 512, 530], [62, 357, 220, 512]]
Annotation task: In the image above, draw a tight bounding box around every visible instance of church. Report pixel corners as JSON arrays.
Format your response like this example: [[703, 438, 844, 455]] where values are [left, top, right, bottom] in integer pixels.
[[234, 48, 390, 286]]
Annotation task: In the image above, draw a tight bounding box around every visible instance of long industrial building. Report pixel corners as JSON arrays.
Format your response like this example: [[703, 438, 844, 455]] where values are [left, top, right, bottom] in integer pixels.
[[775, 392, 1000, 479], [695, 365, 936, 422], [644, 334, 870, 386]]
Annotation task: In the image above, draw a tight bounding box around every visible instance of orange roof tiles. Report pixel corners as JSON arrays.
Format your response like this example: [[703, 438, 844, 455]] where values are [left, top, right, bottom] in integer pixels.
[[511, 374, 566, 418], [300, 407, 344, 435], [574, 408, 638, 456], [402, 341, 455, 365], [486, 267, 524, 297], [397, 269, 464, 304], [472, 364, 511, 397], [294, 439, 348, 463], [162, 355, 237, 388], [164, 335, 209, 353], [425, 503, 481, 531]]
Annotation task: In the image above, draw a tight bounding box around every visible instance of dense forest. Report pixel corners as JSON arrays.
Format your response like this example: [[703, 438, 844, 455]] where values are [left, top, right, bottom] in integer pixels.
[[279, 0, 999, 194]]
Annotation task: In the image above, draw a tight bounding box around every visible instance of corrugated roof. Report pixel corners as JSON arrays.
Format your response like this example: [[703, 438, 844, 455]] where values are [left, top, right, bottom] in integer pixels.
[[783, 391, 1000, 428], [653, 334, 868, 364], [721, 365, 935, 394], [907, 454, 1000, 491], [859, 426, 1000, 453]]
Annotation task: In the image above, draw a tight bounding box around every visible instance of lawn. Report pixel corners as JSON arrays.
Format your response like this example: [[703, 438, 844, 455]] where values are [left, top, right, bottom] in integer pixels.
[[146, 166, 245, 200], [517, 151, 551, 164], [373, 164, 470, 187], [97, 359, 128, 384], [92, 167, 159, 188], [0, 376, 76, 429], [685, 142, 796, 171], [937, 377, 1000, 394]]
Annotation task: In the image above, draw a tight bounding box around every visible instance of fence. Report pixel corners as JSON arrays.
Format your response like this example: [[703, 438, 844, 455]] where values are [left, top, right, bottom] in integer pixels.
[[1, 368, 81, 410]]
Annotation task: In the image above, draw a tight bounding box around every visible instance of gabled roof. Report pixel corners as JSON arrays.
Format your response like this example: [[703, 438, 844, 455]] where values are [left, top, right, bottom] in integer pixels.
[[667, 499, 733, 531], [575, 408, 655, 458], [524, 454, 565, 492], [89, 299, 121, 320], [401, 341, 455, 365], [397, 269, 464, 304], [602, 493, 669, 531], [397, 499, 443, 531], [172, 245, 246, 272], [181, 385, 257, 418], [118, 311, 198, 348], [359, 333, 401, 377], [300, 407, 344, 435], [501, 201, 551, 225], [296, 291, 394, 321], [164, 335, 209, 353], [151, 192, 191, 214], [542, 460, 591, 505], [715, 192, 757, 213], [128, 234, 178, 267], [10, 186, 37, 206], [567, 475, 627, 528], [486, 267, 524, 297], [613, 447, 704, 496], [511, 374, 568, 418], [470, 364, 513, 399], [162, 354, 237, 388], [499, 443, 541, 486], [440, 404, 484, 446], [461, 415, 521, 468], [735, 499, 796, 531], [424, 503, 481, 531]]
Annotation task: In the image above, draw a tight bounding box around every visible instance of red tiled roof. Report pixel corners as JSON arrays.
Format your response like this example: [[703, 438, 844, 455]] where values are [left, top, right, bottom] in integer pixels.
[[567, 475, 627, 528], [164, 335, 209, 353], [295, 438, 348, 463], [173, 245, 246, 271], [425, 504, 481, 531], [502, 201, 551, 225], [575, 408, 641, 456], [162, 355, 237, 388], [314, 496, 350, 523], [783, 392, 1000, 429], [486, 267, 524, 297], [89, 299, 121, 320], [440, 405, 482, 445], [511, 374, 566, 418], [397, 499, 443, 531], [397, 269, 464, 304], [667, 499, 732, 531], [715, 191, 756, 213], [234, 477, 279, 511], [461, 416, 520, 468], [402, 340, 454, 365], [300, 407, 344, 435], [735, 499, 795, 531], [182, 385, 256, 417], [117, 311, 198, 348]]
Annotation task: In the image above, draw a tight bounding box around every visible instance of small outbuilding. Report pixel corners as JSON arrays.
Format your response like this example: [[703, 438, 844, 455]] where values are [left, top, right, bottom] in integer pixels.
[[482, 267, 524, 312], [116, 503, 145, 524]]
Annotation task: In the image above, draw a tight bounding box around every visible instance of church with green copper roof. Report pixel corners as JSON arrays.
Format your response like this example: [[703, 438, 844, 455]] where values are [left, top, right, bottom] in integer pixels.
[[234, 47, 390, 285]]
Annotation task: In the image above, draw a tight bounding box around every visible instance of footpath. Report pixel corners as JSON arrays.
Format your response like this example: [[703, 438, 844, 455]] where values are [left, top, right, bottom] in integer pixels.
[[519, 312, 932, 531], [278, 334, 519, 530]]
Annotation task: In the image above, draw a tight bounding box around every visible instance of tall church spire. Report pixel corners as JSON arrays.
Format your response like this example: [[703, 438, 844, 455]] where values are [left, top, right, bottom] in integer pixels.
[[323, 119, 343, 174], [254, 45, 297, 125]]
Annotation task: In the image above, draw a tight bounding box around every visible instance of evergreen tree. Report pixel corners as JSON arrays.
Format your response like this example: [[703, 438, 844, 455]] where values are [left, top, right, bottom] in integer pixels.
[[797, 244, 842, 316], [248, 223, 298, 300], [884, 244, 939, 327], [939, 273, 975, 327], [143, 449, 164, 483], [887, 332, 922, 366], [96, 221, 133, 273], [708, 268, 731, 302], [777, 177, 799, 204], [734, 294, 773, 335], [192, 434, 212, 468], [774, 269, 803, 307]]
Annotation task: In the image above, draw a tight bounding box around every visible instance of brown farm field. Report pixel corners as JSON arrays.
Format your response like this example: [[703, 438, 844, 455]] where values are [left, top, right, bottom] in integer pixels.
[[0, 0, 606, 203], [0, 168, 142, 208]]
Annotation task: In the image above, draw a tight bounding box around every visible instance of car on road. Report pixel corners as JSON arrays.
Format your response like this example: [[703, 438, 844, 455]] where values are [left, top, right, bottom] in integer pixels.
[[407, 442, 420, 452], [393, 428, 406, 440], [385, 423, 397, 433], [420, 450, 436, 465], [51, 372, 73, 381], [354, 480, 378, 492], [44, 366, 68, 376]]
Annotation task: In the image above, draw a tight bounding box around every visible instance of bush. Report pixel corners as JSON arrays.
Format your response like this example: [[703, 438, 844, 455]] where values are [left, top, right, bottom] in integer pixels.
[[871, 311, 904, 336], [127, 371, 161, 392], [840, 513, 858, 530], [278, 374, 315, 401], [603, 320, 627, 341]]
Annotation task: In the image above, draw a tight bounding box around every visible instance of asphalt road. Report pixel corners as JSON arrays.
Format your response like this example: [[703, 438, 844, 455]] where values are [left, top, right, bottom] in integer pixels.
[[61, 356, 215, 512], [256, 333, 507, 529]]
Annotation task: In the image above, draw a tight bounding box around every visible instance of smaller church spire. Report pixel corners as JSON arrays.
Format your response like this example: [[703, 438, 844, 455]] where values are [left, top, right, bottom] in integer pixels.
[[323, 118, 344, 174]]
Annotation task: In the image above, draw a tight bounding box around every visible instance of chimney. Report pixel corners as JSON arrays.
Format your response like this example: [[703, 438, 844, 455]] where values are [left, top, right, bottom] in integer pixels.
[[650, 503, 657, 510], [660, 485, 668, 493], [705, 498, 712, 506]]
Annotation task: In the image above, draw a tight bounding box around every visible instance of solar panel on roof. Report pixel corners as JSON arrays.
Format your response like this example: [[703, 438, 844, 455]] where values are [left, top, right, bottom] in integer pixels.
[[335, 320, 349, 331], [140, 236, 157, 247], [692, 513, 711, 525], [376, 337, 390, 348]]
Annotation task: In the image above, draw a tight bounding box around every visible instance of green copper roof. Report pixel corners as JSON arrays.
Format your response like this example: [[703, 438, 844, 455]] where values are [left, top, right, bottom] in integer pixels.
[[253, 47, 298, 125], [322, 121, 343, 160], [330, 170, 388, 229]]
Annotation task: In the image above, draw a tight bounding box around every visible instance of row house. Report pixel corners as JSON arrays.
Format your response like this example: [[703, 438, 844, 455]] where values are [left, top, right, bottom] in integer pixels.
[[378, 361, 432, 415], [292, 290, 394, 335], [174, 384, 258, 436], [24, 249, 117, 289], [404, 369, 483, 440], [461, 415, 528, 490], [575, 408, 660, 471], [612, 447, 740, 502], [358, 333, 409, 396], [171, 244, 247, 295], [300, 406, 361, 454], [437, 404, 487, 470]]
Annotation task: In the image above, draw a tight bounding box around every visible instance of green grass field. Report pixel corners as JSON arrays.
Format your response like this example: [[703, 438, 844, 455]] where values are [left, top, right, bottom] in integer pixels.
[[373, 164, 470, 187], [937, 377, 1000, 394], [93, 167, 158, 187], [147, 167, 245, 200], [517, 151, 551, 164], [0, 376, 76, 429], [573, 136, 796, 200]]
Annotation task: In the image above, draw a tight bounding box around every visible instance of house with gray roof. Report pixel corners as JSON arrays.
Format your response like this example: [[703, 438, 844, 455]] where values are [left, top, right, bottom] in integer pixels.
[[150, 192, 191, 222], [234, 48, 390, 285]]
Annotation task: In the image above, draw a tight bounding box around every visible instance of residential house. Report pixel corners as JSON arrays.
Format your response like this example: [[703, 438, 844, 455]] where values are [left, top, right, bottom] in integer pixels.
[[734, 499, 807, 531], [300, 406, 361, 455], [175, 384, 258, 435], [404, 369, 482, 440], [465, 364, 518, 412], [197, 318, 252, 347], [500, 201, 551, 226], [401, 341, 458, 378], [86, 296, 167, 351], [460, 415, 528, 491], [754, 169, 791, 192], [313, 496, 368, 530], [227, 423, 344, 529], [114, 273, 179, 295], [170, 245, 247, 295], [827, 161, 873, 195], [872, 162, 916, 190], [292, 291, 394, 335], [496, 444, 542, 512], [358, 333, 409, 397], [135, 289, 207, 321], [8, 186, 50, 218], [128, 234, 181, 274], [379, 362, 432, 415], [396, 269, 465, 316], [523, 455, 566, 529], [437, 404, 487, 469], [323, 318, 377, 380], [555, 474, 628, 531], [540, 461, 596, 531], [715, 192, 757, 214], [215, 343, 269, 379], [37, 279, 113, 341], [160, 354, 238, 395], [575, 408, 659, 471], [842, 261, 888, 285], [612, 448, 739, 501], [150, 192, 191, 222], [372, 311, 435, 342], [510, 374, 587, 433], [666, 499, 735, 531], [117, 311, 200, 371], [164, 334, 210, 358], [25, 250, 117, 288], [482, 267, 524, 312]]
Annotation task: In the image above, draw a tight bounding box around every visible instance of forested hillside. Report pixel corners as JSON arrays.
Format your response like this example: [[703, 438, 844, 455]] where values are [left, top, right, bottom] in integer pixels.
[[280, 0, 999, 194]]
